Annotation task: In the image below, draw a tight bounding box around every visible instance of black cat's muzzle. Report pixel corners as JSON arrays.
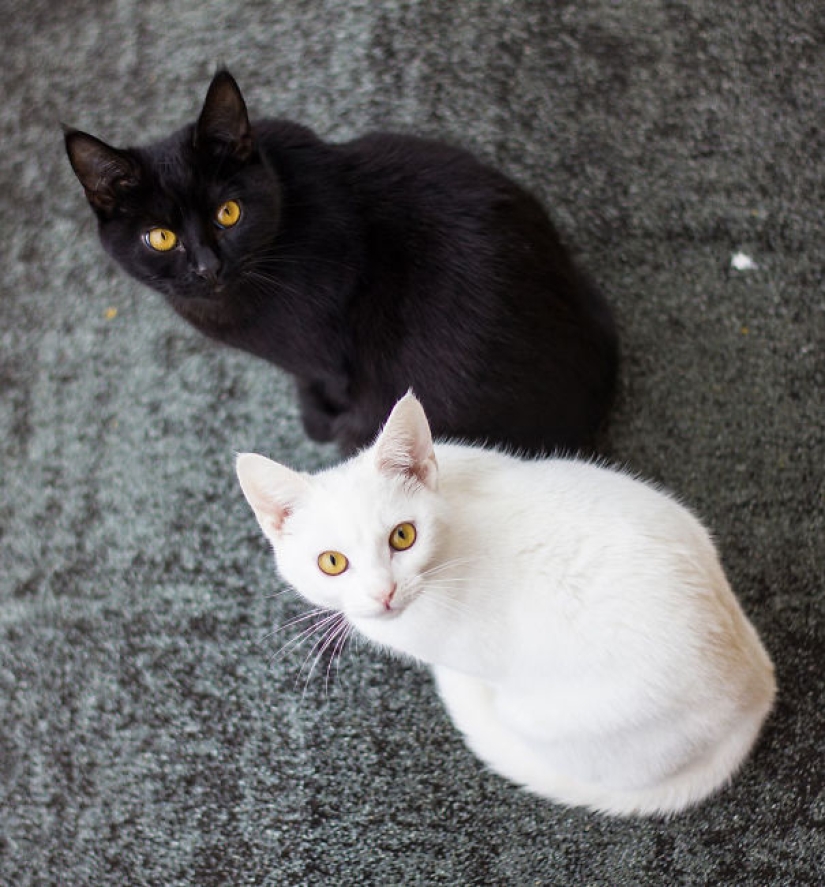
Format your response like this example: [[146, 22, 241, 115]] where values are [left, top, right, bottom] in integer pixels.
[[192, 244, 222, 285]]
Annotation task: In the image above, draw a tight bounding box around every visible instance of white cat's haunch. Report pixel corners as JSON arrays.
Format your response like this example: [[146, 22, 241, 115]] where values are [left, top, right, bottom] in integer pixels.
[[236, 394, 775, 816]]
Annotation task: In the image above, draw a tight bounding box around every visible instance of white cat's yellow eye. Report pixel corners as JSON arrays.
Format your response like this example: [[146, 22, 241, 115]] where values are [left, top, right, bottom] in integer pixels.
[[318, 550, 348, 576], [389, 522, 416, 551], [144, 227, 178, 252], [215, 199, 241, 229]]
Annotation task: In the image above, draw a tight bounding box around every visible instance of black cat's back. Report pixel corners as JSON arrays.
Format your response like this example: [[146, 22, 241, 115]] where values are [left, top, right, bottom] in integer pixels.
[[320, 131, 618, 453], [65, 69, 618, 456]]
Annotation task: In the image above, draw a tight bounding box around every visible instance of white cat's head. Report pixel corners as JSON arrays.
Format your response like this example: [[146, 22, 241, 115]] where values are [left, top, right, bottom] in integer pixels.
[[237, 394, 446, 638]]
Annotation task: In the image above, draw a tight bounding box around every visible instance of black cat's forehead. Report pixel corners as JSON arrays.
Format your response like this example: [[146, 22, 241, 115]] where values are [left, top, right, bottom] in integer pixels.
[[131, 124, 246, 200], [132, 127, 201, 193]]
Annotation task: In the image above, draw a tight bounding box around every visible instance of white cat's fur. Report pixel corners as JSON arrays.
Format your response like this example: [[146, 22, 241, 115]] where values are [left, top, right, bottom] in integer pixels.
[[236, 394, 776, 816]]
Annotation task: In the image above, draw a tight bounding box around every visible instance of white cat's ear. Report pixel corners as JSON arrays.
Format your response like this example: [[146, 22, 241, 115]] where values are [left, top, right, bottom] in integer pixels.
[[374, 393, 438, 490], [236, 453, 310, 540]]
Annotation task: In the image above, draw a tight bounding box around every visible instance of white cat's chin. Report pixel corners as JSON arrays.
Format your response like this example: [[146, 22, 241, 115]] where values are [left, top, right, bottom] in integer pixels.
[[347, 596, 419, 645], [349, 601, 407, 623]]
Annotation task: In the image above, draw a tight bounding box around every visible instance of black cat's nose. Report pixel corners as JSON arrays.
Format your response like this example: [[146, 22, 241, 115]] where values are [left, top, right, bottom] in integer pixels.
[[192, 246, 221, 283]]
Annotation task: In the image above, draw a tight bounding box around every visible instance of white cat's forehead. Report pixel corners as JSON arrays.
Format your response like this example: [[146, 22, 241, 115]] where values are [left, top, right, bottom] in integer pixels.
[[291, 462, 414, 542]]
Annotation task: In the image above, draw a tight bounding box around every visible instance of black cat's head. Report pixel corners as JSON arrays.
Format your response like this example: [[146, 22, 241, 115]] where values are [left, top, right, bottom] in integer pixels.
[[65, 70, 281, 326]]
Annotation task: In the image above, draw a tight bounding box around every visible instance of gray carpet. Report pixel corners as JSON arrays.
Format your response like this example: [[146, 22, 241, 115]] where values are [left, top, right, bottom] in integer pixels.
[[2, 1, 824, 884]]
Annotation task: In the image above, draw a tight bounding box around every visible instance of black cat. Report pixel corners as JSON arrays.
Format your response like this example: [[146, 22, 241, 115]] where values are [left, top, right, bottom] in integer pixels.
[[65, 69, 618, 454]]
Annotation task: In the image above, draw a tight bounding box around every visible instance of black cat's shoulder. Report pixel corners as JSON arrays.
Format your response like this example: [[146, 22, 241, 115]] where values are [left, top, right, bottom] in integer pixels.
[[253, 118, 326, 153], [339, 131, 506, 183]]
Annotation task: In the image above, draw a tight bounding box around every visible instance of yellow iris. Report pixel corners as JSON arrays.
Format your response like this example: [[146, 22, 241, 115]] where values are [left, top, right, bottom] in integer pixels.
[[145, 228, 178, 252], [318, 551, 348, 576], [389, 522, 416, 551], [215, 199, 241, 229]]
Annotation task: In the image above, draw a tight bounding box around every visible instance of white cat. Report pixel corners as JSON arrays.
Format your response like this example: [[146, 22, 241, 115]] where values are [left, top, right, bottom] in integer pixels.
[[236, 393, 776, 816]]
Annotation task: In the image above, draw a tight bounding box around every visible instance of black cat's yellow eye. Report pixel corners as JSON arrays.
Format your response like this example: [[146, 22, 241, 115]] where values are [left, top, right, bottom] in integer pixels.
[[144, 227, 178, 252], [318, 550, 349, 576], [215, 199, 241, 229], [389, 522, 417, 551]]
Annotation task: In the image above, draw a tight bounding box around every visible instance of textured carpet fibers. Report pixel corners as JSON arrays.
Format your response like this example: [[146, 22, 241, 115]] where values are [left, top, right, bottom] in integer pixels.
[[1, 2, 823, 885]]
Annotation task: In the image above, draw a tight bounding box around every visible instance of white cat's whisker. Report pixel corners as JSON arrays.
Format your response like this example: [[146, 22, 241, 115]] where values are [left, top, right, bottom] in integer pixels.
[[264, 587, 294, 601], [259, 606, 331, 645], [280, 625, 337, 680], [323, 617, 354, 693], [332, 623, 355, 680], [420, 586, 497, 630], [298, 612, 349, 698], [419, 556, 474, 578], [422, 593, 476, 622], [267, 609, 341, 667], [269, 607, 332, 636]]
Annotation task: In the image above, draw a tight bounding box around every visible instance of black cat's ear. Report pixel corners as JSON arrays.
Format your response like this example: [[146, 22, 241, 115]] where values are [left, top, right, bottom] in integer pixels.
[[195, 69, 253, 160], [64, 129, 141, 215], [375, 392, 439, 490]]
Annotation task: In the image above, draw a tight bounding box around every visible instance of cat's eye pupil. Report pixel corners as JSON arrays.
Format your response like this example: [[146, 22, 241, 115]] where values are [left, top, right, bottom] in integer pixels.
[[145, 227, 178, 252], [390, 522, 416, 551], [318, 550, 348, 576], [215, 200, 241, 229]]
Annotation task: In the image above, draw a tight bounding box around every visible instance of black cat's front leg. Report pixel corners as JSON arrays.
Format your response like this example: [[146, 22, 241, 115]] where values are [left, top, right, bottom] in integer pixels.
[[295, 378, 348, 443]]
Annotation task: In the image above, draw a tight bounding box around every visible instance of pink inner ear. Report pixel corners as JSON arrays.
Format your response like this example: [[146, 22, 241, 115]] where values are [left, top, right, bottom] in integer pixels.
[[236, 453, 308, 538], [253, 489, 302, 539], [374, 394, 437, 488], [406, 451, 437, 488], [263, 504, 291, 534], [376, 435, 438, 489], [249, 493, 302, 542]]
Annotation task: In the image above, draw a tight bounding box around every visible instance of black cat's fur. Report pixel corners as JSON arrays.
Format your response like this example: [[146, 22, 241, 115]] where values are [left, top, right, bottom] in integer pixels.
[[65, 69, 618, 454]]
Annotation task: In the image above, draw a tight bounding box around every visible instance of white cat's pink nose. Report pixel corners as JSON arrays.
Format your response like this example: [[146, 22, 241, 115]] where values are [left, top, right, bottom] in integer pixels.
[[379, 584, 397, 611]]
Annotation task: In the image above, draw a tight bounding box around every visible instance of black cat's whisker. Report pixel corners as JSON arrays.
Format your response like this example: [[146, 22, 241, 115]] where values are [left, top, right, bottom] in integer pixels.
[[243, 246, 347, 265], [238, 264, 347, 298], [239, 269, 308, 304], [243, 250, 358, 273], [239, 270, 298, 295], [239, 239, 360, 274]]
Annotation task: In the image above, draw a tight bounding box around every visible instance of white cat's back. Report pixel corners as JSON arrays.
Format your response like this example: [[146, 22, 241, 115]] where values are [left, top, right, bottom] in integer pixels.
[[435, 444, 771, 683], [435, 442, 718, 612], [428, 444, 774, 813]]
